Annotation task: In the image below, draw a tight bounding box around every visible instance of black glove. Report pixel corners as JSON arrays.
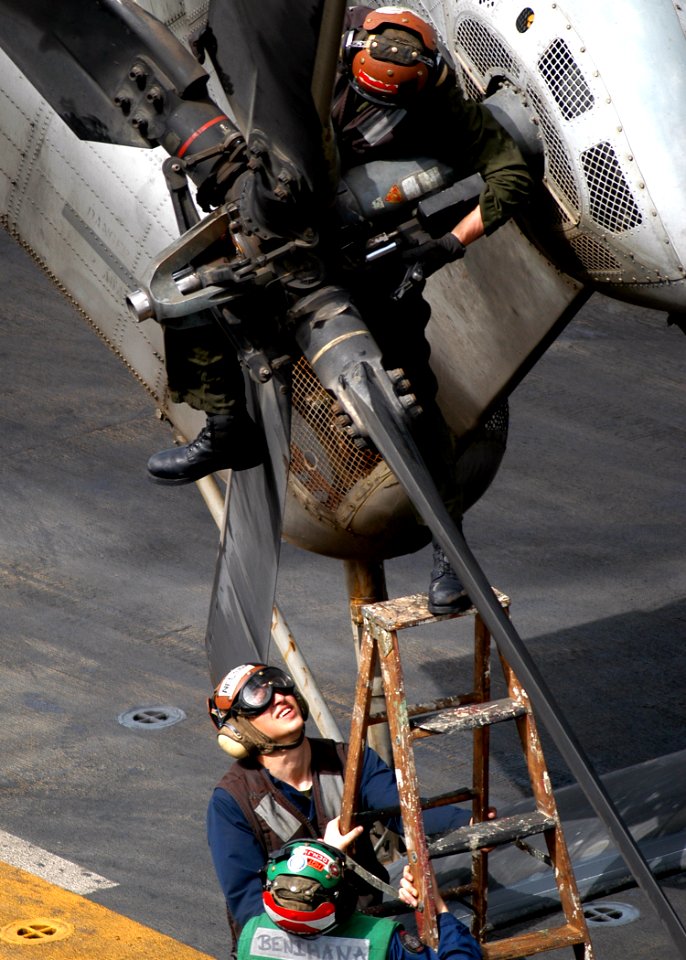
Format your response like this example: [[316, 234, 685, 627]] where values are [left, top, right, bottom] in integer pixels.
[[402, 231, 466, 278]]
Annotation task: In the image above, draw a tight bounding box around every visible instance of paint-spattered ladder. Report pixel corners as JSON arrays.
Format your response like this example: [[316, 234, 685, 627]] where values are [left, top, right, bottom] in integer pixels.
[[340, 591, 594, 959]]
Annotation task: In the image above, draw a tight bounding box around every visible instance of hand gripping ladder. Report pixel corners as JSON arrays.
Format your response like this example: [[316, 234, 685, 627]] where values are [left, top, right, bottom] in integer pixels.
[[340, 592, 594, 959]]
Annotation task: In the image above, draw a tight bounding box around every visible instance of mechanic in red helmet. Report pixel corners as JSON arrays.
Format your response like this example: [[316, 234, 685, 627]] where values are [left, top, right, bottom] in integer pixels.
[[149, 6, 533, 617], [329, 6, 533, 615]]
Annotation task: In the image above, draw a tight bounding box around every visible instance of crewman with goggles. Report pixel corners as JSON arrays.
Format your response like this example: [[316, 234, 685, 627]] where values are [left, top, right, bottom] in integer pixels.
[[206, 663, 471, 949]]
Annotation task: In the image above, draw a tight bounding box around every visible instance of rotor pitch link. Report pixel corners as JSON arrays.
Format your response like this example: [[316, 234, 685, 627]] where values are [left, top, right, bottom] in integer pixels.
[[127, 208, 243, 323], [289, 285, 416, 442], [331, 367, 420, 450], [126, 206, 310, 324]]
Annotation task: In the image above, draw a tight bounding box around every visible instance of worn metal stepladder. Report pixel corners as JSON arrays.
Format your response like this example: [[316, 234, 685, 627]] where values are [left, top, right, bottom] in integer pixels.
[[339, 591, 595, 959]]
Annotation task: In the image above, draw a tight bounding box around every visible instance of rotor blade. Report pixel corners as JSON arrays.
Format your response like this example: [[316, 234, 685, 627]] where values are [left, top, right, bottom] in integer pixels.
[[340, 361, 686, 955], [0, 0, 209, 146], [206, 0, 342, 197], [204, 367, 292, 686]]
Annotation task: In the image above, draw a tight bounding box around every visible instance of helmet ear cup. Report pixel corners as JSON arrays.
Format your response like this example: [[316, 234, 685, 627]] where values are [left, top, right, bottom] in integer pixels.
[[217, 722, 250, 760], [216, 714, 294, 759]]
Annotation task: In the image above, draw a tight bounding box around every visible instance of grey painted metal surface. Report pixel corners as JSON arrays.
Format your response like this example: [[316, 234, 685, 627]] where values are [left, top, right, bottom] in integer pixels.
[[425, 223, 587, 436], [391, 0, 686, 310]]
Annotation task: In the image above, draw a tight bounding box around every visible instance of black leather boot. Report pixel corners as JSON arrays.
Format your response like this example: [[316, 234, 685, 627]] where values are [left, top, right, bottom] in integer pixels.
[[147, 412, 264, 485], [428, 540, 472, 615]]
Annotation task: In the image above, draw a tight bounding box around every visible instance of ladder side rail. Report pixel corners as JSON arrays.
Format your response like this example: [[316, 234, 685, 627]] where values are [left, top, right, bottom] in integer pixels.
[[340, 622, 378, 833], [376, 621, 439, 950], [498, 652, 593, 957], [345, 560, 393, 767]]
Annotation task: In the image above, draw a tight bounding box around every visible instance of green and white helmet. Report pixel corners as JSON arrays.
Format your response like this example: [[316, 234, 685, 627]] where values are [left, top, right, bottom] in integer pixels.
[[263, 840, 355, 935]]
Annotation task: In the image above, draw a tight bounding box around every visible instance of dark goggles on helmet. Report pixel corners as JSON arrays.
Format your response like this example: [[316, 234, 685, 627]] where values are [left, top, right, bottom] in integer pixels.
[[368, 32, 435, 69], [209, 666, 296, 727]]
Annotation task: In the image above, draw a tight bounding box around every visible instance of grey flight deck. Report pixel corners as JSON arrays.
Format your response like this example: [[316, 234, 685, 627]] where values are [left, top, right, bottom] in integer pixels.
[[1, 228, 684, 958]]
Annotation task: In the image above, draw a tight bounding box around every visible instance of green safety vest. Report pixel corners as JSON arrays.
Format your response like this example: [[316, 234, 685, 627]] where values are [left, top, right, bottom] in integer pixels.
[[239, 911, 400, 960]]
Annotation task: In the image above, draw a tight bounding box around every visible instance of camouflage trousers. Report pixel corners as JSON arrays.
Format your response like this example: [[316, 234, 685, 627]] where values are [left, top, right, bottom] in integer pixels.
[[163, 322, 244, 415]]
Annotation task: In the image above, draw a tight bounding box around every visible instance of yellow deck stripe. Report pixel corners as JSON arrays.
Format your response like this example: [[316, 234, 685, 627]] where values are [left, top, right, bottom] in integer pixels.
[[0, 861, 214, 958]]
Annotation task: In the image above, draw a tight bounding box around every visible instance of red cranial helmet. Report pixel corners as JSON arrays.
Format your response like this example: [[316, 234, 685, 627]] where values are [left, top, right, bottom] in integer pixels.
[[347, 7, 442, 105]]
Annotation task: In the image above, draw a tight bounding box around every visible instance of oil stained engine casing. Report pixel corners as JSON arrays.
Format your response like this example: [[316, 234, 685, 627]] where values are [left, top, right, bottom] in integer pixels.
[[284, 158, 456, 562], [285, 354, 432, 562]]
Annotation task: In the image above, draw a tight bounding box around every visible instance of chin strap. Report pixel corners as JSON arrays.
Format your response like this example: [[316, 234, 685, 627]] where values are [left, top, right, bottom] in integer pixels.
[[232, 715, 307, 754], [260, 727, 306, 754], [220, 716, 308, 759]]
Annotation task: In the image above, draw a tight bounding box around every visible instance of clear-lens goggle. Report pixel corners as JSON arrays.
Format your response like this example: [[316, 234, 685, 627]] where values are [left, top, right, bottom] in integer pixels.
[[209, 666, 296, 727]]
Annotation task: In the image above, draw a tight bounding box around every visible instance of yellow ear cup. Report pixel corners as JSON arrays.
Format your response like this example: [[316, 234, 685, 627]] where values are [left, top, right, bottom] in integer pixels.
[[217, 730, 250, 759]]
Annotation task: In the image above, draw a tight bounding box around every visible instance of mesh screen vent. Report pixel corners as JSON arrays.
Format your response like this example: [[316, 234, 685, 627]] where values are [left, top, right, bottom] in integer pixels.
[[581, 141, 643, 233], [290, 357, 381, 512], [570, 233, 623, 273], [455, 18, 515, 79], [527, 85, 579, 213], [538, 38, 594, 120], [402, 1, 445, 36]]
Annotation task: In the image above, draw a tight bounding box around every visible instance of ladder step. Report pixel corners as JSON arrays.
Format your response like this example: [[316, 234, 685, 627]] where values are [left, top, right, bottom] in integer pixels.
[[354, 788, 476, 825], [428, 811, 557, 857], [481, 922, 589, 959], [410, 697, 527, 737], [361, 589, 510, 631]]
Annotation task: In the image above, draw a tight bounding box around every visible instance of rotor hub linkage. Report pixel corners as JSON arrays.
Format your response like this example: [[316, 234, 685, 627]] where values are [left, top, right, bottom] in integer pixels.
[[387, 368, 421, 420], [331, 368, 420, 451], [331, 399, 368, 450]]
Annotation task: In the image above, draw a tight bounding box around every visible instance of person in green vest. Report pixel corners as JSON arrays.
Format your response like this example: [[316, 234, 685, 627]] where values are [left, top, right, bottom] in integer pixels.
[[238, 838, 481, 960]]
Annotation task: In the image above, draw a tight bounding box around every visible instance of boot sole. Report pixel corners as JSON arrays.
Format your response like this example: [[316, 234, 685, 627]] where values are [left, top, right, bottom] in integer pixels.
[[147, 473, 199, 486], [427, 596, 473, 616], [147, 454, 265, 486]]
